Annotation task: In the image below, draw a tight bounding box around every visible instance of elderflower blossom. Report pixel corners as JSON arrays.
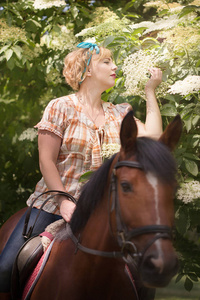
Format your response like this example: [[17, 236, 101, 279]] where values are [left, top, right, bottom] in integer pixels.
[[0, 20, 27, 45], [41, 26, 76, 51], [129, 15, 180, 35], [33, 0, 66, 10], [177, 181, 200, 204], [76, 8, 129, 39], [144, 15, 180, 34], [168, 75, 200, 96], [157, 26, 200, 54], [18, 128, 37, 142], [122, 50, 158, 97], [101, 143, 120, 159], [144, 1, 184, 13]]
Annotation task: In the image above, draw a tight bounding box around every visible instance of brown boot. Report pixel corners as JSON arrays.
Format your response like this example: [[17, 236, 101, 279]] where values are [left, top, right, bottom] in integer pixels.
[[0, 293, 11, 300]]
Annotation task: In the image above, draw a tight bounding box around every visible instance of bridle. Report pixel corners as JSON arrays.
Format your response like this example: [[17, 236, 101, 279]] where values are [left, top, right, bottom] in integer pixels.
[[109, 160, 172, 262], [67, 159, 173, 263]]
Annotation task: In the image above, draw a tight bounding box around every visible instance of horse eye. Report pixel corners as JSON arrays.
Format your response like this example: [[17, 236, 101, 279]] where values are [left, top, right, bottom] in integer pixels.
[[120, 181, 133, 193]]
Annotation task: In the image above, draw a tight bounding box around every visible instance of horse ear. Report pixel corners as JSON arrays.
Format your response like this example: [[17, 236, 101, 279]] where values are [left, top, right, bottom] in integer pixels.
[[159, 115, 182, 151], [120, 110, 137, 153]]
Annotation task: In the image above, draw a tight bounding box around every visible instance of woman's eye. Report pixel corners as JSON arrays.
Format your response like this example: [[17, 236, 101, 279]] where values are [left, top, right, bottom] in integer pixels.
[[120, 182, 133, 193]]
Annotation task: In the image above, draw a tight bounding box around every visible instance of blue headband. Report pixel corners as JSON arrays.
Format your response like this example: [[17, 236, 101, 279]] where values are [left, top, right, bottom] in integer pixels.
[[77, 42, 100, 84]]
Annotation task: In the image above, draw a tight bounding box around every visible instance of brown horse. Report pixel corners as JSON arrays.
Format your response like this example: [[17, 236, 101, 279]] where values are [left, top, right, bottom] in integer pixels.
[[0, 111, 182, 300]]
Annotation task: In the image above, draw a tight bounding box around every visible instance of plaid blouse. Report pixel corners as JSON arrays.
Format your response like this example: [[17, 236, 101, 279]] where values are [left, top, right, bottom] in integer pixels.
[[27, 94, 131, 214]]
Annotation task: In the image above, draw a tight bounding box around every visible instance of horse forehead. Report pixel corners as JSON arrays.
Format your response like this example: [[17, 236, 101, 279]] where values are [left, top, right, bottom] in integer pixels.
[[146, 172, 158, 188]]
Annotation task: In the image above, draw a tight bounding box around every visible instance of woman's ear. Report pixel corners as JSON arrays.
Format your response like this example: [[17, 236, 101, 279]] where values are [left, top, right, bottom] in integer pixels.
[[87, 68, 92, 77]]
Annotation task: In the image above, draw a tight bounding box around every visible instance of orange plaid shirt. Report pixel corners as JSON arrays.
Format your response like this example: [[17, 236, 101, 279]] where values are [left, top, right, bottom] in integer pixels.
[[27, 94, 131, 214]]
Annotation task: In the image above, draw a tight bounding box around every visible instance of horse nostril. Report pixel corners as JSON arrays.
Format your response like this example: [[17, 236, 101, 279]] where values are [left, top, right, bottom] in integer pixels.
[[151, 256, 164, 274], [143, 255, 156, 270]]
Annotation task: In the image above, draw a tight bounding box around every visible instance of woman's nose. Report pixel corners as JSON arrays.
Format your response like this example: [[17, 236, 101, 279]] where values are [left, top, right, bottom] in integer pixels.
[[112, 64, 117, 70]]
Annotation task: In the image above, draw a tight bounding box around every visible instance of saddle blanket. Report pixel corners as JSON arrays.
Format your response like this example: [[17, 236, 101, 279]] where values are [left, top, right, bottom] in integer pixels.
[[22, 239, 55, 300]]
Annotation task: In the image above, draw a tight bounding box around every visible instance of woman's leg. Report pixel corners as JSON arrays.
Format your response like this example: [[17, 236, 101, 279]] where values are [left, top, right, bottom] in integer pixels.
[[0, 208, 62, 293]]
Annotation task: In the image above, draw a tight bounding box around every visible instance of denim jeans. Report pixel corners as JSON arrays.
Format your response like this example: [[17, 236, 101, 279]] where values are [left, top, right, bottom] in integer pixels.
[[0, 208, 62, 292]]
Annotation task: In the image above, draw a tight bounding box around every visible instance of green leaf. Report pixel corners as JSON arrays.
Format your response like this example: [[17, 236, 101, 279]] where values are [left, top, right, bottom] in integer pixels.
[[183, 115, 193, 132], [196, 59, 200, 67], [179, 5, 200, 18], [188, 273, 199, 282], [0, 44, 11, 55], [126, 14, 139, 19], [12, 45, 22, 59], [175, 206, 190, 235], [79, 171, 93, 183], [71, 6, 79, 19], [183, 153, 200, 161], [5, 49, 13, 61], [181, 103, 195, 116], [175, 273, 184, 283], [122, 0, 137, 12], [184, 277, 193, 292], [103, 36, 116, 47], [192, 115, 200, 126], [6, 56, 15, 70], [161, 103, 177, 116], [183, 158, 198, 176], [25, 19, 42, 33]]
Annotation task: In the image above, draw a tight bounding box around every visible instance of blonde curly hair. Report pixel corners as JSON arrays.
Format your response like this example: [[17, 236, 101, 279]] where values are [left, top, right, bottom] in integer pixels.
[[63, 47, 113, 91]]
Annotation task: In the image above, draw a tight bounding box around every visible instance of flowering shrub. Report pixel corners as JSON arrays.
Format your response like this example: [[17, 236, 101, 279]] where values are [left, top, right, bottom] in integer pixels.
[[0, 0, 199, 292]]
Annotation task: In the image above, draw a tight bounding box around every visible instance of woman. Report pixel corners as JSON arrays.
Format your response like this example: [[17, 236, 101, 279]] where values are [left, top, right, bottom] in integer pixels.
[[0, 42, 162, 296]]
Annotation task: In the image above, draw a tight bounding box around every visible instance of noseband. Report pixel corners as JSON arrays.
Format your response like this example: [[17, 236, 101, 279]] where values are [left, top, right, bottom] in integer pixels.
[[68, 159, 173, 262]]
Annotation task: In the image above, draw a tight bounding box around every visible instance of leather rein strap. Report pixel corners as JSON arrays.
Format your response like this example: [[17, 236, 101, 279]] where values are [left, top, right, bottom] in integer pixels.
[[22, 190, 77, 239]]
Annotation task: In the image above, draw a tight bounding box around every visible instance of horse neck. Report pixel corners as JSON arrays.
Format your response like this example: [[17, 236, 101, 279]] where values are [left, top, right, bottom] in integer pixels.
[[78, 155, 120, 253], [79, 194, 119, 253]]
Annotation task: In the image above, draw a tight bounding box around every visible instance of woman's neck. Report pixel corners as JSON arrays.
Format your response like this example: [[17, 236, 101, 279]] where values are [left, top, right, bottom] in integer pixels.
[[76, 86, 102, 109]]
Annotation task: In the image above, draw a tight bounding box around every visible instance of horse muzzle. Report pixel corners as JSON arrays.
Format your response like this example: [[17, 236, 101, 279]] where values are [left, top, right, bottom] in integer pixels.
[[139, 240, 179, 288]]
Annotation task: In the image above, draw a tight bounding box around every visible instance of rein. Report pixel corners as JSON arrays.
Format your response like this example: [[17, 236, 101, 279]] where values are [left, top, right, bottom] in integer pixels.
[[23, 190, 77, 239]]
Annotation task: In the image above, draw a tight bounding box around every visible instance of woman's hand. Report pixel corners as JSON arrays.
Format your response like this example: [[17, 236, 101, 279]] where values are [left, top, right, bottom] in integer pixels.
[[59, 197, 76, 222], [145, 67, 162, 91]]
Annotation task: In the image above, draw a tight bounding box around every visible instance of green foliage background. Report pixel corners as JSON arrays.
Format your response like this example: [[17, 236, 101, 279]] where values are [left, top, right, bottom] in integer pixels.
[[0, 0, 200, 292]]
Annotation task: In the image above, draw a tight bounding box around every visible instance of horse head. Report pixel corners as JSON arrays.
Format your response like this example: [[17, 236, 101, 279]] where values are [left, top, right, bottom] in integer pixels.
[[110, 111, 182, 288]]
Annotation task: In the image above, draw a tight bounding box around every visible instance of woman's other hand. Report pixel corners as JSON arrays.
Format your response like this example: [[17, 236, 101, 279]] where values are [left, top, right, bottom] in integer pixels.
[[59, 197, 76, 222], [145, 67, 162, 91]]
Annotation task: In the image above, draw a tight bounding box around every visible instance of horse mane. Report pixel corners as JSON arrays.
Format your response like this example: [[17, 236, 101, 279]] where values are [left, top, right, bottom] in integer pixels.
[[69, 154, 117, 234], [66, 137, 177, 235]]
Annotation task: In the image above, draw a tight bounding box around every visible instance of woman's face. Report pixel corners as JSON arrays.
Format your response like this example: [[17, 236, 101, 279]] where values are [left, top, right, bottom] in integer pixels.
[[89, 56, 117, 90]]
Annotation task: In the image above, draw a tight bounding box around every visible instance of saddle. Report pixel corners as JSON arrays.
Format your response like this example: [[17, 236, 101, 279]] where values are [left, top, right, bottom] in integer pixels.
[[11, 190, 76, 299], [11, 234, 44, 299], [11, 220, 65, 299]]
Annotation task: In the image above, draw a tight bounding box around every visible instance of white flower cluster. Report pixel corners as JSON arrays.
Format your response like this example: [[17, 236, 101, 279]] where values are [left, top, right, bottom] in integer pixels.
[[168, 75, 200, 96], [41, 25, 76, 51], [83, 37, 96, 44], [75, 27, 94, 38], [76, 16, 129, 39], [18, 128, 37, 142], [122, 50, 159, 97], [129, 15, 180, 35], [101, 143, 120, 159], [33, 0, 66, 10], [144, 1, 184, 13], [177, 181, 200, 204]]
